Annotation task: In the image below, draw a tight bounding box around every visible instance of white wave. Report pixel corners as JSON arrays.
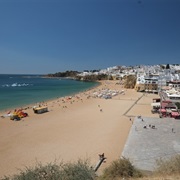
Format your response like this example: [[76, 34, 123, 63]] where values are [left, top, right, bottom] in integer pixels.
[[2, 83, 33, 87], [2, 84, 10, 87], [12, 83, 17, 87]]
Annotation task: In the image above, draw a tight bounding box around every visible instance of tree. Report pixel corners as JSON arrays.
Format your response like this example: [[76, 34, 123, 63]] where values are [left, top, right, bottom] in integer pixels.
[[166, 64, 170, 69], [124, 75, 137, 89], [160, 64, 165, 69], [175, 102, 180, 110]]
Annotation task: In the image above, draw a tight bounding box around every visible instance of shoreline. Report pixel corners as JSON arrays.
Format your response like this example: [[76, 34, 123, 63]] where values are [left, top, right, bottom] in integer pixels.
[[0, 80, 159, 178], [0, 80, 101, 116]]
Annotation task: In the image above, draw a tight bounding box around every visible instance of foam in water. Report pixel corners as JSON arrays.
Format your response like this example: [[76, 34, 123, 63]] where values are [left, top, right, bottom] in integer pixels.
[[2, 83, 32, 87]]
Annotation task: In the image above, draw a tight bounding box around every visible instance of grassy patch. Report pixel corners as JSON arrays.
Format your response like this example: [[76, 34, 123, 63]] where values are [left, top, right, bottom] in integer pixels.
[[155, 155, 180, 176], [1, 159, 96, 180], [98, 157, 143, 180]]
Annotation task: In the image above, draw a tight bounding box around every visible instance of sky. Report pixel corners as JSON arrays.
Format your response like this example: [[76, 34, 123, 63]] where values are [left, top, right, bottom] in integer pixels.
[[0, 0, 180, 74]]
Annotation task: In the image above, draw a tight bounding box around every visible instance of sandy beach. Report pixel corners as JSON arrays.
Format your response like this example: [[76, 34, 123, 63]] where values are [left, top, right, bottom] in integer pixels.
[[0, 80, 159, 178]]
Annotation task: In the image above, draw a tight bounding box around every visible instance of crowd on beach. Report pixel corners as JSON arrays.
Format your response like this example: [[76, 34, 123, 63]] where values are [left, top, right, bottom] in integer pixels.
[[92, 88, 125, 99]]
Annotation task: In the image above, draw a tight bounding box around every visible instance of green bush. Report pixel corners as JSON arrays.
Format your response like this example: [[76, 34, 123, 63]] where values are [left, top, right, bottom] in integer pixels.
[[1, 159, 96, 180], [175, 102, 180, 110], [60, 159, 96, 180], [98, 157, 143, 180], [2, 162, 63, 180]]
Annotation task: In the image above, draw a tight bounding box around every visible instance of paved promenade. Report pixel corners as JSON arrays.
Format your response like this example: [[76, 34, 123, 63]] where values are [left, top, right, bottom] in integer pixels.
[[122, 117, 180, 171]]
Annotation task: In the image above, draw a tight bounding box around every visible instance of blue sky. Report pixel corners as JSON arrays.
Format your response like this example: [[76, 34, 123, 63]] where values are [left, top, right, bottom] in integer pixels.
[[0, 0, 180, 74]]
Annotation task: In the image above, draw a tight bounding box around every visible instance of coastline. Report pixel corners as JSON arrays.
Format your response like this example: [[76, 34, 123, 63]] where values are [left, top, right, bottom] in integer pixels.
[[0, 80, 159, 178], [0, 79, 100, 115]]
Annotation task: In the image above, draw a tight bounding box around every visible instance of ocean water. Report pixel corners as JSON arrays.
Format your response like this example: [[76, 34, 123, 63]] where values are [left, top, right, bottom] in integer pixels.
[[0, 74, 99, 112]]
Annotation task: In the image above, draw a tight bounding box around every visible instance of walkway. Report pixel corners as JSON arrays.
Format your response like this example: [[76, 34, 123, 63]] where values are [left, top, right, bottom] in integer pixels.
[[122, 117, 180, 171]]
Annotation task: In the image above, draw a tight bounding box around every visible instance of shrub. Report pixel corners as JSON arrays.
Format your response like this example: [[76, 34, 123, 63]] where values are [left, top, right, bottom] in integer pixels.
[[123, 75, 136, 89], [155, 155, 180, 176], [1, 159, 96, 180], [175, 102, 180, 110], [60, 159, 96, 180], [1, 162, 63, 180], [98, 157, 143, 180]]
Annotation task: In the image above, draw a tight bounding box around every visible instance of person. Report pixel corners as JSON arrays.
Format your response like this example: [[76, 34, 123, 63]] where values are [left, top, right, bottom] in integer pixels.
[[99, 153, 105, 160]]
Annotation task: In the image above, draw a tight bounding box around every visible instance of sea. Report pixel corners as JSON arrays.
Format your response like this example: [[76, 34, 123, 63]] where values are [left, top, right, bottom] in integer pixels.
[[0, 74, 99, 112]]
